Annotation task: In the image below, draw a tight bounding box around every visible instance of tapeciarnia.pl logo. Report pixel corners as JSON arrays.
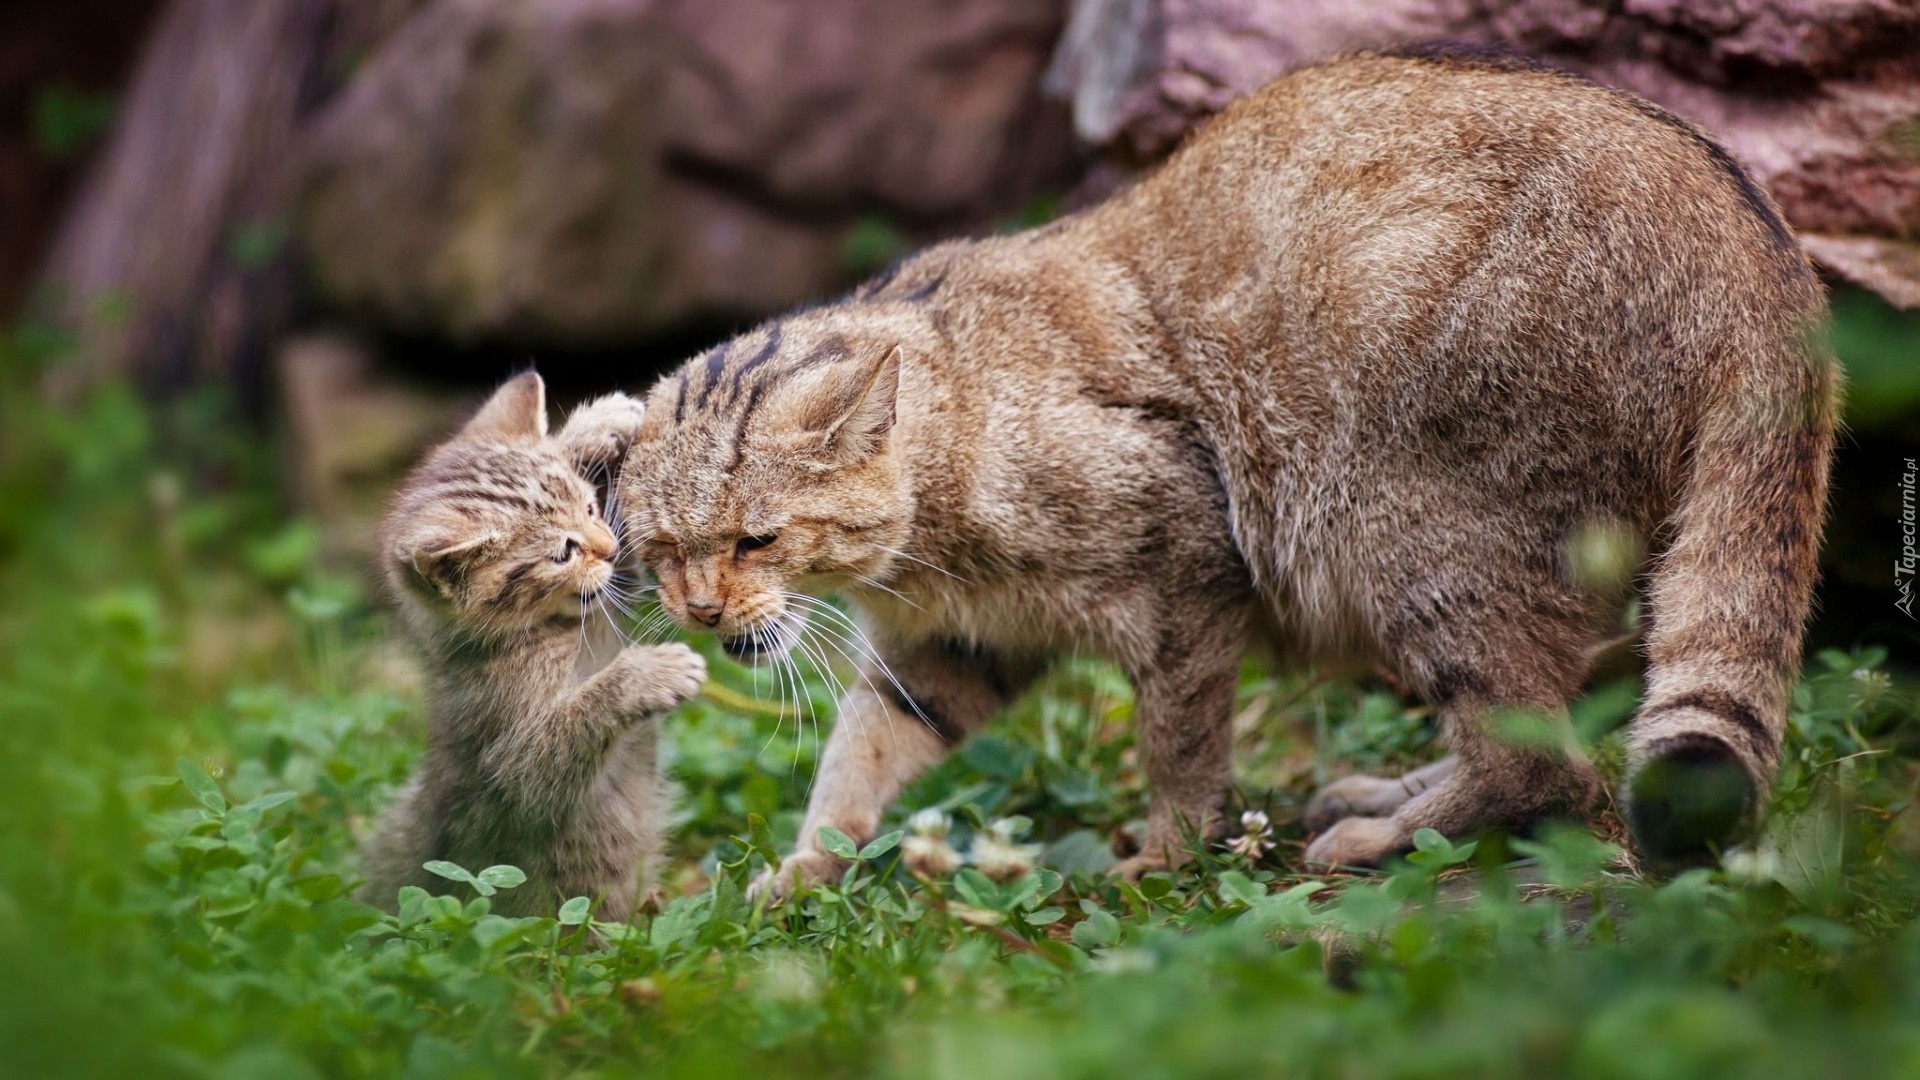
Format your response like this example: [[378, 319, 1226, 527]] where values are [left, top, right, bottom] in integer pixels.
[[1899, 457, 1916, 620]]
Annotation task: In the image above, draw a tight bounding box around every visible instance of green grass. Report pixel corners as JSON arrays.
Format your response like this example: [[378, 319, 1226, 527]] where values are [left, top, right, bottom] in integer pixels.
[[3, 346, 1919, 1079]]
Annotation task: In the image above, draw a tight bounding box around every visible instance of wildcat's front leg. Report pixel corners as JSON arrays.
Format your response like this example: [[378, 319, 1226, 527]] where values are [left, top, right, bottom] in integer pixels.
[[751, 682, 942, 900], [1112, 611, 1247, 880], [751, 640, 1039, 901]]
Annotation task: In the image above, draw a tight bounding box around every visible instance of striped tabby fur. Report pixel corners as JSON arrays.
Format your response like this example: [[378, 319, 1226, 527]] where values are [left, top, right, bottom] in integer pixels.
[[617, 49, 1836, 889], [359, 373, 705, 920]]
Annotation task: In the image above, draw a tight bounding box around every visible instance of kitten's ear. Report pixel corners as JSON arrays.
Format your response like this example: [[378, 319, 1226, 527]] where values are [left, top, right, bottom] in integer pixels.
[[811, 344, 901, 463], [463, 372, 549, 442], [406, 534, 493, 599]]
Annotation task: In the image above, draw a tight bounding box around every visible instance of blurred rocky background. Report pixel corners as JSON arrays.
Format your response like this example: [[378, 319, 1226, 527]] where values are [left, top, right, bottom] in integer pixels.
[[5, 0, 1918, 636]]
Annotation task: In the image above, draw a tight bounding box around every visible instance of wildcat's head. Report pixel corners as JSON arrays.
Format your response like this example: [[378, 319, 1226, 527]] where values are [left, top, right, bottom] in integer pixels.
[[383, 373, 620, 641], [616, 319, 914, 658]]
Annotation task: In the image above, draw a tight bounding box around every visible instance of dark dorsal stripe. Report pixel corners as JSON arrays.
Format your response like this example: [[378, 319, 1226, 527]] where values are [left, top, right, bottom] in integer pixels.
[[1616, 96, 1796, 254], [727, 322, 784, 404], [903, 270, 948, 302], [693, 340, 735, 410], [1386, 40, 1553, 75], [671, 373, 691, 425]]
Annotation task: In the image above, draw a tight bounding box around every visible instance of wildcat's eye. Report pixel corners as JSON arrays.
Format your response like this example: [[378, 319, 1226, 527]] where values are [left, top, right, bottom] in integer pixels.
[[735, 534, 777, 558], [554, 537, 582, 564]]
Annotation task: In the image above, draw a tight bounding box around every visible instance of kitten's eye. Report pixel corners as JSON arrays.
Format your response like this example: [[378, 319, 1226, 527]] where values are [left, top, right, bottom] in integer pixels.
[[554, 537, 582, 564], [735, 534, 777, 557]]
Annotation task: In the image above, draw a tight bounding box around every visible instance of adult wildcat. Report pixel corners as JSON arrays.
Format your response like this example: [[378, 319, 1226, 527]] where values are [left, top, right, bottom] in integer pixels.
[[616, 49, 1835, 891], [360, 373, 706, 919]]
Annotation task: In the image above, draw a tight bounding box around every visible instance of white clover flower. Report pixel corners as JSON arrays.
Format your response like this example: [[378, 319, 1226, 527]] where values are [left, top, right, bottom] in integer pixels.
[[1852, 668, 1890, 696], [1227, 808, 1274, 861], [908, 807, 952, 839], [902, 833, 963, 877], [969, 821, 1040, 883]]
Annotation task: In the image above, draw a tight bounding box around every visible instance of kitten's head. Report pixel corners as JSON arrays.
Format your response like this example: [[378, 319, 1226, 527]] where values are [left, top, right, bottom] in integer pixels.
[[384, 373, 620, 640], [616, 319, 914, 658]]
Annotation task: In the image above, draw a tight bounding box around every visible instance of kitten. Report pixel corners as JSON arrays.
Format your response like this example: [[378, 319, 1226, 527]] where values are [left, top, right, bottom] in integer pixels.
[[617, 49, 1835, 893], [358, 373, 705, 920]]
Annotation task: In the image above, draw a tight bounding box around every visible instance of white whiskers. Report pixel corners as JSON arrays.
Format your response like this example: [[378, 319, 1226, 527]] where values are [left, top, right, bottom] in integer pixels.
[[777, 590, 945, 748], [872, 543, 968, 584]]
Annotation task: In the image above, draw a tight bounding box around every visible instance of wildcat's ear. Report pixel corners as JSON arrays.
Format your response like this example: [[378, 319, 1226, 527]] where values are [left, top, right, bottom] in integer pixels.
[[809, 344, 900, 464], [463, 372, 549, 442], [406, 534, 494, 599]]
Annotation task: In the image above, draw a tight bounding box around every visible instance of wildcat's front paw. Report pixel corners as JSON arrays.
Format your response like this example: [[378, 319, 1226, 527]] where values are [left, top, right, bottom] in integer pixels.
[[620, 642, 706, 715], [562, 392, 646, 468], [747, 848, 845, 905]]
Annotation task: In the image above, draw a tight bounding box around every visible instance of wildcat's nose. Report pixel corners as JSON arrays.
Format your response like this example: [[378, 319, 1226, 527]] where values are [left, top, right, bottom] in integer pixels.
[[685, 598, 724, 626]]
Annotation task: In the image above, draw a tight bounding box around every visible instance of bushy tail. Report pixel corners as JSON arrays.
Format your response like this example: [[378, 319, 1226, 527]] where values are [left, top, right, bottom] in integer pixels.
[[1626, 342, 1838, 862]]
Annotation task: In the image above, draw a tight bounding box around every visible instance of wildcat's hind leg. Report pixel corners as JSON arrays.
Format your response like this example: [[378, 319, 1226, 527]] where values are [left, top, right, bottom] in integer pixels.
[[1305, 700, 1599, 867], [1304, 583, 1603, 869]]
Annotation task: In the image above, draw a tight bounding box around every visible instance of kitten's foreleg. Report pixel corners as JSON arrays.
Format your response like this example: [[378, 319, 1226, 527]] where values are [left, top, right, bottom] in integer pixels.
[[481, 642, 704, 819]]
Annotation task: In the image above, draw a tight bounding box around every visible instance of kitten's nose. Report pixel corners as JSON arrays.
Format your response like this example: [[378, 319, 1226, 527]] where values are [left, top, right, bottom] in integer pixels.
[[585, 521, 617, 561], [685, 598, 724, 627]]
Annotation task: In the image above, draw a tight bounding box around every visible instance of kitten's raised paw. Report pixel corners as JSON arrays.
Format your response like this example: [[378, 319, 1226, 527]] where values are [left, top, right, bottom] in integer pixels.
[[1303, 816, 1408, 869], [621, 642, 706, 714], [748, 849, 844, 904], [562, 392, 646, 467]]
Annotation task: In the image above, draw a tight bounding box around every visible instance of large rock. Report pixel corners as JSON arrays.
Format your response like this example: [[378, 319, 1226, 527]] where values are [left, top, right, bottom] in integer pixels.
[[300, 0, 1078, 346], [1046, 0, 1920, 306]]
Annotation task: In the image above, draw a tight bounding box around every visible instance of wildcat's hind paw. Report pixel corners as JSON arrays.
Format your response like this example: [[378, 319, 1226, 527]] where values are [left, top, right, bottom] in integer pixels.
[[1304, 775, 1409, 832], [1303, 816, 1407, 869], [1305, 757, 1459, 832]]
